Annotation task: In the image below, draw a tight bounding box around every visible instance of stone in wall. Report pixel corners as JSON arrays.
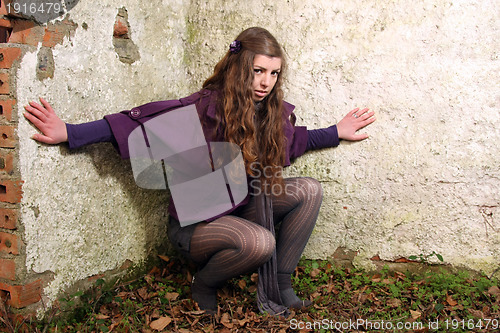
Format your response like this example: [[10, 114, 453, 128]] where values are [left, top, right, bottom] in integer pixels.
[[112, 7, 140, 64], [36, 46, 54, 80]]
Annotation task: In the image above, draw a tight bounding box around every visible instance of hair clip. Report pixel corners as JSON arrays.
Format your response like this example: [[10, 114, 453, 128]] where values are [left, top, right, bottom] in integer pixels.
[[229, 40, 242, 54]]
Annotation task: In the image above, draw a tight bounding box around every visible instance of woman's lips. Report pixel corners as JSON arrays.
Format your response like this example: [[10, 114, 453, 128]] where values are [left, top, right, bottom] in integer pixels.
[[255, 90, 267, 98]]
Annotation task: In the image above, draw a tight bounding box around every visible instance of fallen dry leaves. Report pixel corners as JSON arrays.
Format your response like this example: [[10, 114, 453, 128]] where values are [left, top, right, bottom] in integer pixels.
[[150, 316, 172, 331], [4, 255, 500, 333]]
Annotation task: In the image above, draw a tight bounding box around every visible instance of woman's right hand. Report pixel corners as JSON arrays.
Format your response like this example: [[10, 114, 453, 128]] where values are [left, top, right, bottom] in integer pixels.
[[24, 97, 68, 144]]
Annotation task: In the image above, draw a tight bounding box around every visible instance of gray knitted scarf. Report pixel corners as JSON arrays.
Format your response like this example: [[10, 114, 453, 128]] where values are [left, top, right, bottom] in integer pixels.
[[254, 181, 290, 318]]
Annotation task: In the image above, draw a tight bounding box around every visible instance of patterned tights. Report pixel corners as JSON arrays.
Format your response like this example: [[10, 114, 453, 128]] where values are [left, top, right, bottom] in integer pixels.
[[189, 177, 322, 307]]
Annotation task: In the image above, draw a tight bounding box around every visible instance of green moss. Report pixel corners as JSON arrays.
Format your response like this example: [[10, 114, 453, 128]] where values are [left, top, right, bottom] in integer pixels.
[[183, 17, 202, 68]]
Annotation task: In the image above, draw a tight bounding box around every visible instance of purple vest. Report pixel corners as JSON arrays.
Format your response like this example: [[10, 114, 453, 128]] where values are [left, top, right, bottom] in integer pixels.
[[104, 89, 309, 221]]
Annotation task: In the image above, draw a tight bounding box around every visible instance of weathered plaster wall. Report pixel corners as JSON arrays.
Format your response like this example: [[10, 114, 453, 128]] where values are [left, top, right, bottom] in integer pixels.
[[283, 0, 499, 274], [184, 0, 499, 275], [14, 0, 499, 305], [17, 0, 188, 301]]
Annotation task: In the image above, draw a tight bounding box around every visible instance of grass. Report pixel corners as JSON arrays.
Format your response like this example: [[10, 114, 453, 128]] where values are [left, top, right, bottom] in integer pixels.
[[1, 255, 499, 332]]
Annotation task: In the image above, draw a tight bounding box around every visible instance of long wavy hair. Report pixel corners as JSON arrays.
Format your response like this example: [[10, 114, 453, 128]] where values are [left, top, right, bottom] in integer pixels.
[[203, 27, 287, 189]]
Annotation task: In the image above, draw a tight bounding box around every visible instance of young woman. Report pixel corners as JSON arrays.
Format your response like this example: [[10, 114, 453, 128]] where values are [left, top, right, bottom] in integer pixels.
[[24, 27, 375, 316]]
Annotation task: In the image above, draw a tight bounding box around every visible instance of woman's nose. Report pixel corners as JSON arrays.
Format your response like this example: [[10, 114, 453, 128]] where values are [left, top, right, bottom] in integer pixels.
[[260, 74, 270, 87]]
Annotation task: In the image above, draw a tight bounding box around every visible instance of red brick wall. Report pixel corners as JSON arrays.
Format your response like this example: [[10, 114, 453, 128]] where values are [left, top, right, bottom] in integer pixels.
[[0, 0, 27, 309], [0, 0, 76, 312]]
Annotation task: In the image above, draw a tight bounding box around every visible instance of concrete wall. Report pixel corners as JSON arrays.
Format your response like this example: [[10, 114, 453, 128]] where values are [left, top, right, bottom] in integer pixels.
[[3, 0, 498, 309], [183, 0, 500, 273]]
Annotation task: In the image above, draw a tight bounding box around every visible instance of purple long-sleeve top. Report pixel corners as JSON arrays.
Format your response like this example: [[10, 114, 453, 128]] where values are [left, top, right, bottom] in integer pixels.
[[66, 89, 339, 220], [67, 119, 338, 152]]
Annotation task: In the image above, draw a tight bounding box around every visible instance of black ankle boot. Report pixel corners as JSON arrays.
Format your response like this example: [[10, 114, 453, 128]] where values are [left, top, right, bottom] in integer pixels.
[[277, 273, 312, 309], [191, 274, 217, 313]]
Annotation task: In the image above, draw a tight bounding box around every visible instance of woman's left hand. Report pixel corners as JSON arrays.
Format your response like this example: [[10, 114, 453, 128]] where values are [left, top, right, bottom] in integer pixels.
[[336, 107, 376, 141], [23, 97, 68, 144]]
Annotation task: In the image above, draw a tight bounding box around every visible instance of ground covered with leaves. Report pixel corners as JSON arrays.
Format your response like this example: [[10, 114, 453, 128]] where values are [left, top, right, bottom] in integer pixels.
[[2, 255, 500, 333]]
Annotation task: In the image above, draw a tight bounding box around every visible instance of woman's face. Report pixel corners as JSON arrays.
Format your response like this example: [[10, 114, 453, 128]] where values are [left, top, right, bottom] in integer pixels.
[[252, 54, 282, 102]]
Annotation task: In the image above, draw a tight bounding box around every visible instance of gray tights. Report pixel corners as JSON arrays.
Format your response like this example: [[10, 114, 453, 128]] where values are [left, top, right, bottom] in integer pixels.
[[189, 177, 323, 291]]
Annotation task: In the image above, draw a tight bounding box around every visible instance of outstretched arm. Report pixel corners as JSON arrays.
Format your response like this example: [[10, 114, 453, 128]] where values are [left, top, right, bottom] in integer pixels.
[[336, 107, 376, 141], [305, 107, 376, 152], [23, 97, 68, 144]]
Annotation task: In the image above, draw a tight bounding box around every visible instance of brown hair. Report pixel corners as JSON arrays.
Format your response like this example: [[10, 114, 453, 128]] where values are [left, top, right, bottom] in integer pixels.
[[203, 27, 287, 188]]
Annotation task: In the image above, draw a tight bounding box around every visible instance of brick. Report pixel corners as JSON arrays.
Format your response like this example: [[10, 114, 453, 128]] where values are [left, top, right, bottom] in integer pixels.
[[6, 17, 77, 47], [113, 19, 129, 38], [0, 149, 14, 174], [0, 208, 16, 229], [0, 16, 13, 43], [0, 124, 16, 147], [0, 27, 11, 43], [0, 73, 10, 94], [0, 18, 13, 29], [87, 273, 105, 283], [0, 47, 21, 68], [0, 280, 42, 308], [332, 246, 358, 261], [0, 258, 15, 280], [42, 18, 77, 48], [395, 257, 414, 263], [0, 99, 15, 121], [0, 0, 20, 18], [0, 0, 7, 16], [0, 231, 18, 254], [42, 27, 63, 48], [0, 179, 23, 203], [8, 20, 43, 46]]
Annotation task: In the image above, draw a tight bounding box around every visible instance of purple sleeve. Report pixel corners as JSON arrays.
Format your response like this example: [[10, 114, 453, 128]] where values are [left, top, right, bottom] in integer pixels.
[[66, 119, 116, 149], [306, 125, 340, 151], [287, 125, 308, 162]]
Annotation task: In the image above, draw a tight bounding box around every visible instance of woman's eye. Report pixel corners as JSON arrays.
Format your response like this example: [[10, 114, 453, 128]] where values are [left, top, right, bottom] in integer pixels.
[[254, 69, 262, 74], [271, 71, 280, 76]]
